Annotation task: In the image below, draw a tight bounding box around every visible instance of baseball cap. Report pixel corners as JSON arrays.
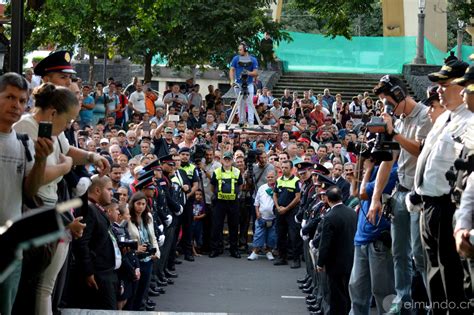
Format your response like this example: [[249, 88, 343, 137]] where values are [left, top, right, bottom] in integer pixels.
[[223, 151, 233, 159], [100, 138, 109, 144], [428, 59, 469, 83]]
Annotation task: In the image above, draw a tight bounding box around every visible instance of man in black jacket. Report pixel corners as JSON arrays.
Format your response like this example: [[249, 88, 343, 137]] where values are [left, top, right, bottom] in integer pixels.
[[73, 175, 120, 310], [331, 162, 351, 203], [316, 186, 357, 315]]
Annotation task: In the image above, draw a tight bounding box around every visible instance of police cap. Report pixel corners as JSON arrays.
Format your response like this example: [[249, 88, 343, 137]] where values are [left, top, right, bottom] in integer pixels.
[[34, 50, 77, 77]]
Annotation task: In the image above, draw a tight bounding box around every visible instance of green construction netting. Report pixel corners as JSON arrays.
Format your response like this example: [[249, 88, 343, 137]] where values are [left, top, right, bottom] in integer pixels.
[[449, 45, 474, 63], [275, 31, 447, 74]]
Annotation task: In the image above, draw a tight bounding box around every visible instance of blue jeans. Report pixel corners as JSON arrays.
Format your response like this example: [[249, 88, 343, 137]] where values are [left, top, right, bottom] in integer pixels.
[[191, 220, 203, 247], [0, 261, 22, 315], [390, 190, 426, 307], [252, 218, 276, 249], [349, 242, 395, 315]]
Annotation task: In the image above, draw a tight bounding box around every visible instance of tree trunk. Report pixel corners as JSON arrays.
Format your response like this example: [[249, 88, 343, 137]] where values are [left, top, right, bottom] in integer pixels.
[[144, 52, 153, 82], [88, 54, 95, 84]]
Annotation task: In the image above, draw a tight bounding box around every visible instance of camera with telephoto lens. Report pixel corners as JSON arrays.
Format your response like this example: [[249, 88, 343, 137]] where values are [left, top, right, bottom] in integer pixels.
[[364, 99, 400, 161], [191, 144, 208, 163], [245, 149, 260, 165], [118, 239, 138, 250]]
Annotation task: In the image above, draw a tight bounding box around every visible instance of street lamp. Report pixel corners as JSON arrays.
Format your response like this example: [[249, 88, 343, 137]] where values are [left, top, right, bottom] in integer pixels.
[[413, 0, 427, 64], [457, 19, 465, 60]]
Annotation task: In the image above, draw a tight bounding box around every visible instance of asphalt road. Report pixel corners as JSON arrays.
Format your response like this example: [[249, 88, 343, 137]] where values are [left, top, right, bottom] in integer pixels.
[[154, 252, 309, 314]]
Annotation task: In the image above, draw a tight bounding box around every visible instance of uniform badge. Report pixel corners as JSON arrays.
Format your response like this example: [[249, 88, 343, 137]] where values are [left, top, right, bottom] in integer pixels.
[[64, 52, 71, 62]]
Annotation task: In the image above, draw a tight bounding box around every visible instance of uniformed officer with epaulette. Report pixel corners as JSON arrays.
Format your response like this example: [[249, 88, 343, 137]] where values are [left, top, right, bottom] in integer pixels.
[[209, 151, 243, 258], [414, 57, 472, 311], [155, 155, 183, 282], [296, 163, 331, 290], [178, 147, 200, 261], [273, 159, 302, 268], [307, 173, 335, 313], [452, 56, 474, 301], [294, 161, 316, 289]]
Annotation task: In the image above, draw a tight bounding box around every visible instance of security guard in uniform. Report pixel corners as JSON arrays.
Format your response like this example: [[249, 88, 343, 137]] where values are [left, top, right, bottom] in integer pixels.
[[209, 151, 243, 258], [273, 160, 302, 268], [414, 57, 471, 313], [179, 147, 199, 261], [34, 50, 76, 87]]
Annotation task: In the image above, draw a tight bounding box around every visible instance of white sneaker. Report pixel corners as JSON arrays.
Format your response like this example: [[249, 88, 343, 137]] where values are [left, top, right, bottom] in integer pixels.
[[266, 252, 275, 261], [247, 252, 258, 261]]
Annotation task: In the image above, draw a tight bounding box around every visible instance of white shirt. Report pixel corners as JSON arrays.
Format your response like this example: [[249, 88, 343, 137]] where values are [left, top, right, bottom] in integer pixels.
[[415, 104, 472, 197], [270, 106, 284, 119], [203, 160, 222, 203], [129, 91, 146, 113], [0, 129, 34, 226], [14, 115, 71, 208], [254, 183, 276, 220]]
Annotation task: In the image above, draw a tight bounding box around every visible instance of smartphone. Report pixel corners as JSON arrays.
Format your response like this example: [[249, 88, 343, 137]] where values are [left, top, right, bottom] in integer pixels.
[[217, 135, 222, 143], [142, 121, 151, 132], [38, 121, 53, 139], [169, 115, 180, 122]]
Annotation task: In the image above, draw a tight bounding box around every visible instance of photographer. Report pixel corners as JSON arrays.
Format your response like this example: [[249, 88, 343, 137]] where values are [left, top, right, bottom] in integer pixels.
[[413, 58, 472, 313], [367, 75, 432, 314], [229, 42, 259, 126]]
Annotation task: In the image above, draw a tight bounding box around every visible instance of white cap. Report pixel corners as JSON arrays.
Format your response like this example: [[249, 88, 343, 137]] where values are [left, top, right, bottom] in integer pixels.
[[100, 138, 109, 144]]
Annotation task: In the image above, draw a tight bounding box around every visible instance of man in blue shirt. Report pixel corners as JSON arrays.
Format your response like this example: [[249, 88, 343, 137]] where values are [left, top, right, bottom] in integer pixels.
[[349, 160, 397, 315], [229, 42, 258, 126]]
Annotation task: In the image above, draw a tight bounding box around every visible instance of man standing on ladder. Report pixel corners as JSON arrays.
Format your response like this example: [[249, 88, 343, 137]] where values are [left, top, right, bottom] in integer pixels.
[[229, 42, 259, 127]]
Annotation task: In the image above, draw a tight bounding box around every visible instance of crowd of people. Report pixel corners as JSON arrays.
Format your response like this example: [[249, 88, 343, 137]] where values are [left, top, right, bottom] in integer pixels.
[[0, 47, 473, 315]]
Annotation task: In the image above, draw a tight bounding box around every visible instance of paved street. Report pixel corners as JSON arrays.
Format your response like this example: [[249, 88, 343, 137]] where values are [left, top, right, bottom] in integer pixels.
[[155, 253, 308, 314]]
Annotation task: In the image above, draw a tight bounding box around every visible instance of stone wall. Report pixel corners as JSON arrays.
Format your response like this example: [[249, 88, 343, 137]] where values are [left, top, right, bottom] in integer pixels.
[[403, 64, 441, 101]]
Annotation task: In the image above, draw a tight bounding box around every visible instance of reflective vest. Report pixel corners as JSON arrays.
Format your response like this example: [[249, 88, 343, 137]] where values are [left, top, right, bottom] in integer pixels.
[[181, 163, 196, 181], [215, 167, 240, 201], [276, 175, 299, 191]]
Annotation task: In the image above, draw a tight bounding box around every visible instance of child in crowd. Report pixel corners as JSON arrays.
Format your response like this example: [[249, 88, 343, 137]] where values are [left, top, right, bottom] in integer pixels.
[[192, 189, 206, 256]]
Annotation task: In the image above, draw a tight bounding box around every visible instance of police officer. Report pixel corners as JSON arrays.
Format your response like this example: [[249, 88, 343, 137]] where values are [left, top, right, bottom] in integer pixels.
[[178, 147, 200, 261], [34, 50, 76, 87], [209, 152, 243, 258], [294, 161, 316, 291], [273, 160, 302, 268], [414, 57, 471, 313], [452, 56, 474, 301]]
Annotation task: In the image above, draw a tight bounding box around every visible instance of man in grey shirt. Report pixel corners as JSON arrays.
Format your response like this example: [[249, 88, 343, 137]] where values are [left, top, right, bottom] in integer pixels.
[[253, 151, 275, 193], [367, 75, 432, 314]]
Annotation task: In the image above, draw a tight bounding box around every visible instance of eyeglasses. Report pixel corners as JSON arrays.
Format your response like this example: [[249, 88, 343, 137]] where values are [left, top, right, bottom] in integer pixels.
[[345, 169, 353, 172]]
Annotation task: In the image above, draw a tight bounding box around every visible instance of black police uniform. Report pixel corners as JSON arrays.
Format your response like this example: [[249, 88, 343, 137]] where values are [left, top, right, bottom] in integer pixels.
[[210, 167, 243, 256], [274, 174, 302, 263]]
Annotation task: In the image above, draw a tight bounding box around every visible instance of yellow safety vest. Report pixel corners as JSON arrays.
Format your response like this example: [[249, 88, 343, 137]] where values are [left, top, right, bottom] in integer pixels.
[[214, 167, 240, 201], [276, 175, 299, 192], [181, 164, 196, 180]]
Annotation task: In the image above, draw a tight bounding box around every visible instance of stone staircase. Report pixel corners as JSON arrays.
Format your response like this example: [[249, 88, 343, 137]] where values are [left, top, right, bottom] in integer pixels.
[[271, 72, 416, 102]]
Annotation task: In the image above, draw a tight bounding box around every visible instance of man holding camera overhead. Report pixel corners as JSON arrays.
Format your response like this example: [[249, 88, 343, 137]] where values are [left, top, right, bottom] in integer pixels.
[[229, 42, 259, 126], [414, 58, 471, 314], [367, 75, 432, 314]]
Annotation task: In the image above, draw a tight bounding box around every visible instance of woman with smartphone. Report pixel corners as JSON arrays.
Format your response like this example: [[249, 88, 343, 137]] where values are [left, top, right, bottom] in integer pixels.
[[13, 83, 87, 315]]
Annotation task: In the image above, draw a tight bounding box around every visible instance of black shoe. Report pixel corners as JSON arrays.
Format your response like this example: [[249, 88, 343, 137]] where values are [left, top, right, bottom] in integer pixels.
[[290, 259, 301, 269], [302, 286, 314, 294], [306, 298, 317, 305], [168, 265, 176, 271], [156, 287, 166, 294], [164, 269, 178, 278], [309, 310, 322, 315], [148, 288, 160, 297], [306, 294, 316, 301], [307, 305, 320, 312], [273, 258, 288, 266], [166, 278, 174, 285], [174, 259, 183, 265], [297, 274, 311, 284], [156, 278, 168, 286], [184, 254, 195, 262], [145, 304, 155, 311], [298, 280, 312, 290], [230, 251, 241, 259], [209, 251, 219, 258], [146, 298, 156, 306]]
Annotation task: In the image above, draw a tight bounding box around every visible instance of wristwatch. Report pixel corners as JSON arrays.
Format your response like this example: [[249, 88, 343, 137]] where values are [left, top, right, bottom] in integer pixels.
[[390, 127, 400, 137]]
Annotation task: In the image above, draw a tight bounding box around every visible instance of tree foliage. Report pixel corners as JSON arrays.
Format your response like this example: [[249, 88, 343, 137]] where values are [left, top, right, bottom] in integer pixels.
[[25, 0, 291, 81]]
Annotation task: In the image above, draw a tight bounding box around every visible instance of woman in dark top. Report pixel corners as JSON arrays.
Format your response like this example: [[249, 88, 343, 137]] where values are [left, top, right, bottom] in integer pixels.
[[338, 102, 352, 127]]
